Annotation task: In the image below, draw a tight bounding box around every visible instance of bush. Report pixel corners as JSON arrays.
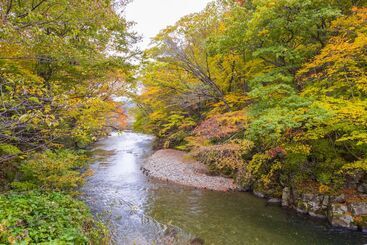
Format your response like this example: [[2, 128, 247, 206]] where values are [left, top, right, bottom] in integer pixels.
[[192, 140, 254, 176], [0, 191, 108, 244], [15, 150, 91, 191]]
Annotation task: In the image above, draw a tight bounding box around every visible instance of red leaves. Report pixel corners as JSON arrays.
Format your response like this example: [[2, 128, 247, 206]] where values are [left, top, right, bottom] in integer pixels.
[[267, 146, 287, 158], [193, 110, 247, 140]]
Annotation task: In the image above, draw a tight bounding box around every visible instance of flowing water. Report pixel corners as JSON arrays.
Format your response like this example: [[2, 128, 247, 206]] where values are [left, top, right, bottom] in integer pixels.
[[81, 131, 367, 245]]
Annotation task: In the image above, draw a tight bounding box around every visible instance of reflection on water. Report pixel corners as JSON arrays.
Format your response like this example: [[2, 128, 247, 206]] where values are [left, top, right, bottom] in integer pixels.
[[81, 132, 367, 245]]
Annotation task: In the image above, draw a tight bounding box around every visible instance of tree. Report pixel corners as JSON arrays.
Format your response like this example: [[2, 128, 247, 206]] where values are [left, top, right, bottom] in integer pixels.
[[0, 0, 134, 162]]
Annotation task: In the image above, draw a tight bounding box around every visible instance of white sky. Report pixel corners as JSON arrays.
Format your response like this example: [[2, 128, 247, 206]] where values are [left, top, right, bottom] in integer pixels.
[[125, 0, 212, 49]]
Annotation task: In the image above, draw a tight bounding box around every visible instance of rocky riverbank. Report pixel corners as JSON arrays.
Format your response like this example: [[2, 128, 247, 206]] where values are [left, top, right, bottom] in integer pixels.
[[142, 149, 238, 191], [280, 187, 367, 232], [143, 149, 367, 232]]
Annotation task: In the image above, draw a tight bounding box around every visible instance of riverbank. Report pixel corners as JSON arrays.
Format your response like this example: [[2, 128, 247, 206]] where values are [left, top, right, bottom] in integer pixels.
[[82, 133, 367, 244], [143, 149, 367, 233], [143, 149, 238, 191]]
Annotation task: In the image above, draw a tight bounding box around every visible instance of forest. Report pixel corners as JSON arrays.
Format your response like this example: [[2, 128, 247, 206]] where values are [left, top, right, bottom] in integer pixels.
[[135, 0, 367, 199], [0, 0, 367, 244]]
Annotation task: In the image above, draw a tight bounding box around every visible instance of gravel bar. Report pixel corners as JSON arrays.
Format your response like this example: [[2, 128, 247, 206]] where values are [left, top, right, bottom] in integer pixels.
[[142, 149, 238, 192]]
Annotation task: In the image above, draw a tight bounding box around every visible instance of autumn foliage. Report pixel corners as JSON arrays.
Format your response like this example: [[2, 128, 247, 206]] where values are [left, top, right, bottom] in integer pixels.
[[135, 1, 367, 196], [193, 110, 248, 140], [0, 0, 133, 243]]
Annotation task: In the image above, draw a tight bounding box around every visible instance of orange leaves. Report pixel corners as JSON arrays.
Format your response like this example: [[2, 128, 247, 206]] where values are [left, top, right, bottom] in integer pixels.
[[298, 7, 367, 98], [109, 106, 128, 130]]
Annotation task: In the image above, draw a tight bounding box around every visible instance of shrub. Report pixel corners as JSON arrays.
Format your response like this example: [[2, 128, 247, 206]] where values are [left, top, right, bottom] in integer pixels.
[[192, 140, 254, 176], [238, 153, 271, 188], [15, 150, 91, 191], [0, 191, 108, 244]]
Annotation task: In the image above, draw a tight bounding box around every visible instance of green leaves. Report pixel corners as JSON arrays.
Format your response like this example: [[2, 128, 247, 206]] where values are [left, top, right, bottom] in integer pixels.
[[17, 149, 88, 191], [0, 144, 21, 155], [0, 191, 106, 244]]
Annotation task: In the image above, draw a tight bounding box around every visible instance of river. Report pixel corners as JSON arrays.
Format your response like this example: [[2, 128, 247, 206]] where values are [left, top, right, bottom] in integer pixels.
[[81, 131, 367, 245]]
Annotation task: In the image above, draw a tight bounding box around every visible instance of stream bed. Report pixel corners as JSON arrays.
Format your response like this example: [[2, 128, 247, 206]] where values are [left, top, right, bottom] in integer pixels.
[[81, 131, 367, 244]]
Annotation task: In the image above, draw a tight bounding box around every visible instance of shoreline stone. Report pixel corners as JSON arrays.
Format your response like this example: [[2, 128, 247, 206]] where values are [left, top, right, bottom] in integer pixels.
[[253, 191, 265, 198], [267, 198, 281, 204], [281, 187, 367, 232]]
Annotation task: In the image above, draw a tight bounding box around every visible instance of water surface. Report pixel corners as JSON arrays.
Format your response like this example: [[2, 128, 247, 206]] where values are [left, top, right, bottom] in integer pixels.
[[81, 131, 367, 244]]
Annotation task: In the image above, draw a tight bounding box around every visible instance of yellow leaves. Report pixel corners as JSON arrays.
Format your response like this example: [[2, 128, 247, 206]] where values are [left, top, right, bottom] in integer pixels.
[[318, 184, 331, 194], [266, 0, 277, 8], [7, 235, 17, 244], [186, 136, 211, 148], [341, 160, 367, 172], [246, 153, 271, 177], [339, 104, 366, 122], [284, 143, 311, 155], [45, 114, 58, 127], [209, 94, 250, 114], [19, 150, 88, 191], [308, 97, 367, 146], [192, 141, 246, 173], [356, 76, 367, 93], [149, 110, 166, 123], [333, 99, 367, 127], [225, 93, 250, 106], [240, 139, 255, 154], [337, 132, 367, 146], [321, 97, 366, 123], [0, 223, 7, 234], [262, 160, 282, 189], [43, 105, 51, 114], [298, 7, 367, 100], [258, 29, 269, 37], [59, 97, 119, 145], [140, 87, 166, 107]]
